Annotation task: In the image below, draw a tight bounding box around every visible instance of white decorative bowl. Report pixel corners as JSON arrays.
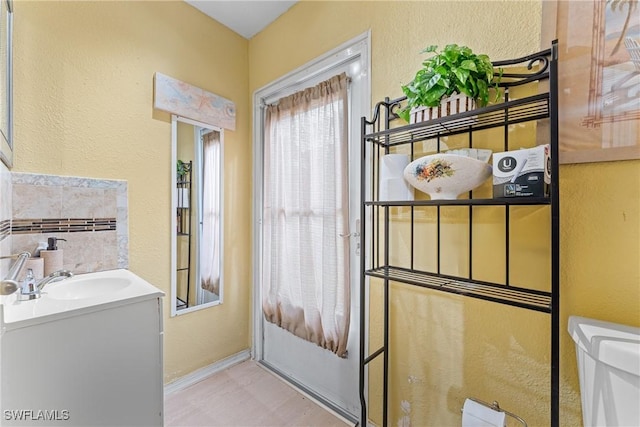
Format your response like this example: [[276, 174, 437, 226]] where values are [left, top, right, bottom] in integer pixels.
[[403, 153, 492, 200]]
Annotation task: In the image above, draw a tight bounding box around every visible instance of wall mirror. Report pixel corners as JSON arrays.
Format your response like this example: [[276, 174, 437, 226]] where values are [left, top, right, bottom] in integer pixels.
[[0, 0, 13, 168], [171, 115, 224, 316]]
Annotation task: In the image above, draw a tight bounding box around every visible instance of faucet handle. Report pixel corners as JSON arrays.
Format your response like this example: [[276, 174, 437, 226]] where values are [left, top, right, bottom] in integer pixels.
[[18, 269, 40, 301]]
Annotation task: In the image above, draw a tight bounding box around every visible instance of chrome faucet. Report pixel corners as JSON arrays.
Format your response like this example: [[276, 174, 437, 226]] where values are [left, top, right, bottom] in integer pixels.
[[18, 269, 74, 301], [1, 252, 31, 295]]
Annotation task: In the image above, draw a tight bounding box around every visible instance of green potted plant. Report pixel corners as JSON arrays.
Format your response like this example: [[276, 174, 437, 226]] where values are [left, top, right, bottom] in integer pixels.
[[177, 160, 188, 180], [398, 44, 502, 122]]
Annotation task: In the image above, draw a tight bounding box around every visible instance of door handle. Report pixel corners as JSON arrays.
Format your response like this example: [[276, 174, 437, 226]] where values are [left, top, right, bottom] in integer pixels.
[[340, 219, 361, 255]]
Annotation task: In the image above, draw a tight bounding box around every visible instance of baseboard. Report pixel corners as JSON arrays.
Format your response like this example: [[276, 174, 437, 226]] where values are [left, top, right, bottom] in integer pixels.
[[164, 349, 251, 395]]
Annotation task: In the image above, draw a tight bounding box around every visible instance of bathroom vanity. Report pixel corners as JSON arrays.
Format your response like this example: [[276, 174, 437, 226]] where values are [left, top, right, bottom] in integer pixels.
[[0, 269, 164, 426]]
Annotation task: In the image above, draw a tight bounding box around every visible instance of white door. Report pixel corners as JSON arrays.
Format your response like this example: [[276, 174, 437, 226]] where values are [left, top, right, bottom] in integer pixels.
[[253, 34, 369, 420]]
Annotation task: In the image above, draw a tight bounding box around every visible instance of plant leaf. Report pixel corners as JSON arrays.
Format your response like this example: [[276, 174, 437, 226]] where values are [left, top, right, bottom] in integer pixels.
[[425, 86, 447, 106], [453, 67, 469, 85], [459, 45, 473, 57], [459, 85, 473, 98], [397, 108, 411, 122], [443, 46, 459, 64], [476, 79, 488, 106], [460, 59, 478, 72], [421, 45, 438, 54], [425, 72, 443, 91]]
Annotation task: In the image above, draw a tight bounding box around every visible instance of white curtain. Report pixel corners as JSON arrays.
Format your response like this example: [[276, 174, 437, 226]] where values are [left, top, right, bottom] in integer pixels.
[[201, 130, 221, 295], [262, 73, 350, 357]]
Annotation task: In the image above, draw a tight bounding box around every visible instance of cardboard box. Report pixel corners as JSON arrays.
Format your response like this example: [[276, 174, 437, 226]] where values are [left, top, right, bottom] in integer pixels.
[[493, 145, 550, 198]]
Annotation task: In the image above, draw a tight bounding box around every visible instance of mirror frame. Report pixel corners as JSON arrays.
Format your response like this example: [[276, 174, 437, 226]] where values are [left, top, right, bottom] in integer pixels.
[[0, 0, 13, 168], [170, 115, 224, 316]]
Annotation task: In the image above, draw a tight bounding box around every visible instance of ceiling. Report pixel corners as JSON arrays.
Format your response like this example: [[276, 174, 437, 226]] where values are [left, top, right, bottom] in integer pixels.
[[185, 1, 298, 39]]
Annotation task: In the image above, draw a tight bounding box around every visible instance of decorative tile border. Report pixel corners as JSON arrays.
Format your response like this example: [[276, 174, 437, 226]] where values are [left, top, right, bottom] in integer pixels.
[[12, 218, 117, 234], [0, 162, 10, 245], [0, 218, 9, 242]]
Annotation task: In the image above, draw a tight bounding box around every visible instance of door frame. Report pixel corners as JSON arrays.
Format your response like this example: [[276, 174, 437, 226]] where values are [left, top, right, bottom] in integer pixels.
[[251, 31, 371, 410]]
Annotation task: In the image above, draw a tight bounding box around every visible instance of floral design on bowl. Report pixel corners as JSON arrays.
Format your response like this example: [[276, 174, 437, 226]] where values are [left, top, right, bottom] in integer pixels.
[[414, 158, 454, 182], [403, 153, 492, 200]]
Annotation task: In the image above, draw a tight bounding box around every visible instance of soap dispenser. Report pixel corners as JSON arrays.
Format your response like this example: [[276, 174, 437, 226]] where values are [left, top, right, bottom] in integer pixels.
[[41, 237, 66, 276]]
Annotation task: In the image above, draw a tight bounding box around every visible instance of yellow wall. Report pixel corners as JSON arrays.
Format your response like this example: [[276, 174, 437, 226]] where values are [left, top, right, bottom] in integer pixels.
[[250, 1, 639, 426], [13, 1, 252, 382]]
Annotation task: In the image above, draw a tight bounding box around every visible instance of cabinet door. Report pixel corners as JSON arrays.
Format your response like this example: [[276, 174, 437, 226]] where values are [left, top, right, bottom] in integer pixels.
[[1, 298, 163, 426]]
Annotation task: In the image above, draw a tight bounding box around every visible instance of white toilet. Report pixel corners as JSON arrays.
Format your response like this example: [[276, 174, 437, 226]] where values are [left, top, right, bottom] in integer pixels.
[[568, 316, 640, 427]]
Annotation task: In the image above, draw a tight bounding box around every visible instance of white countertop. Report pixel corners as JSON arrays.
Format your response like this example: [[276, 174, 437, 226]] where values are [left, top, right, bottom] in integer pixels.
[[0, 269, 164, 330]]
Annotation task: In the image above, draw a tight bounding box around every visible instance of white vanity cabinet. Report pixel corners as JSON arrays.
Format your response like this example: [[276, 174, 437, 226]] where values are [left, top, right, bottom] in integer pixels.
[[0, 269, 164, 426]]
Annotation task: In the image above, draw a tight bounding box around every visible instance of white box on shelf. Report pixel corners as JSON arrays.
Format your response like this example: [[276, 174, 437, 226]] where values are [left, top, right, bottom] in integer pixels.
[[493, 144, 550, 198], [379, 154, 414, 201]]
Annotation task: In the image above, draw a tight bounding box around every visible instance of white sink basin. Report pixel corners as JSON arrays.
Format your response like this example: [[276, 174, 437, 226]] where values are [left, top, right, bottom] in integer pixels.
[[0, 269, 164, 328], [46, 277, 132, 300]]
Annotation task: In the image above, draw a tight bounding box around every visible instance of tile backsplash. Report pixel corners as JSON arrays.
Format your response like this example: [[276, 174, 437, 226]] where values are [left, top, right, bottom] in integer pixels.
[[0, 162, 11, 278], [9, 173, 128, 275]]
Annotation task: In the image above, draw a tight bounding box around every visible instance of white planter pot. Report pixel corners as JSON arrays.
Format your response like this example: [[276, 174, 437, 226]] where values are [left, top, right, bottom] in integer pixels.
[[409, 93, 476, 124]]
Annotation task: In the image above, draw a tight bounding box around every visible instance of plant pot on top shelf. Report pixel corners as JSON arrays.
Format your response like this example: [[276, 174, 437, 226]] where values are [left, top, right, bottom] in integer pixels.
[[408, 93, 476, 124], [397, 44, 502, 123]]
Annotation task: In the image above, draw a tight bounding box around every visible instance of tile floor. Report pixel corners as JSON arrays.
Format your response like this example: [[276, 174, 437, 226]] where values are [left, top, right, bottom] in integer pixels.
[[164, 360, 352, 426]]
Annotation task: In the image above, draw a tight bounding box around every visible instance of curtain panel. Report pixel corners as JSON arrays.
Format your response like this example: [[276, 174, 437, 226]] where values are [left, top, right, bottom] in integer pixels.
[[201, 130, 221, 295], [262, 73, 351, 357]]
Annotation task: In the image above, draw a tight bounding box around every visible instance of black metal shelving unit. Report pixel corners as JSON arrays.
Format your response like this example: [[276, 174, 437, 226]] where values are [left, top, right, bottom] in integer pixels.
[[176, 160, 193, 310], [359, 42, 559, 427]]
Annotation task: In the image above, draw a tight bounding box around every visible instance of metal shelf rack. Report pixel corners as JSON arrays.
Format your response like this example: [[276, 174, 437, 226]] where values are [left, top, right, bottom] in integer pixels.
[[176, 160, 192, 310], [359, 41, 560, 427]]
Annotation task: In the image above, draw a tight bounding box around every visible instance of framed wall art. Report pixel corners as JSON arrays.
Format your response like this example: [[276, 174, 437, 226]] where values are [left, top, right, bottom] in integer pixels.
[[550, 0, 639, 164]]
